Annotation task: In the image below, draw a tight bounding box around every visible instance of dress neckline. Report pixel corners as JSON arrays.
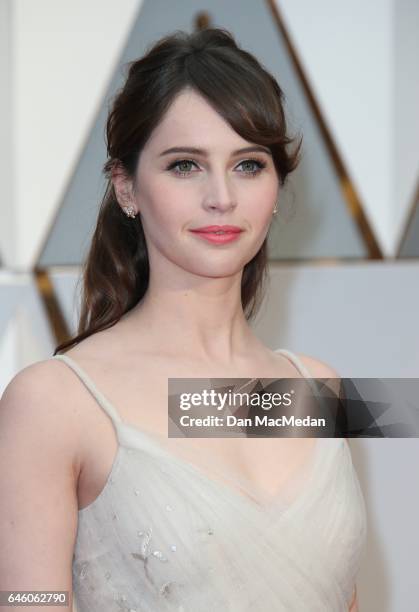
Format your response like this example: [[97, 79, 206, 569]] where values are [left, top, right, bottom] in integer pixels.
[[52, 349, 332, 515], [117, 420, 328, 515]]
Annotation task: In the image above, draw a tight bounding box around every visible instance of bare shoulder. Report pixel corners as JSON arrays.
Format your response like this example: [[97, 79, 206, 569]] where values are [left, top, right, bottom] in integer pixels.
[[294, 352, 341, 378], [295, 352, 349, 443], [0, 358, 85, 471]]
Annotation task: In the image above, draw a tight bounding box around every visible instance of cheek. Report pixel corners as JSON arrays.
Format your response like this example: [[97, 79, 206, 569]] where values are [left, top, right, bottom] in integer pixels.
[[243, 179, 277, 214], [244, 198, 276, 231], [140, 181, 183, 228]]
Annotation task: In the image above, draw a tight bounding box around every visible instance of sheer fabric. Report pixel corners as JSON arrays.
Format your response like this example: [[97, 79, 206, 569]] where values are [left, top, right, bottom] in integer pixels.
[[52, 349, 367, 611]]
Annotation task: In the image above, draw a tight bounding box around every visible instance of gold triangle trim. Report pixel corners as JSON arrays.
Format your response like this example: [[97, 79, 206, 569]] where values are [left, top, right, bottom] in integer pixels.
[[266, 0, 383, 259], [34, 267, 70, 346], [396, 177, 419, 257]]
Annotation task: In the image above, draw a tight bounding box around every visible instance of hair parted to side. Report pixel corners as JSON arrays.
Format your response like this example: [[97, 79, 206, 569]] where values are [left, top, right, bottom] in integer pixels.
[[54, 27, 302, 356]]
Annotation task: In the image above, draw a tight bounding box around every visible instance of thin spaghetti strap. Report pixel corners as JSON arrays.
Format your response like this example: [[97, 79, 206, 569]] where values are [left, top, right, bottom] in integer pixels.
[[276, 348, 313, 378], [276, 349, 331, 437], [52, 354, 123, 428]]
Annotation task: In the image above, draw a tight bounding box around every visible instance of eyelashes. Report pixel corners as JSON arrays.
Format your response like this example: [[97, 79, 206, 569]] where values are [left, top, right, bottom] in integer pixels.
[[165, 158, 267, 178]]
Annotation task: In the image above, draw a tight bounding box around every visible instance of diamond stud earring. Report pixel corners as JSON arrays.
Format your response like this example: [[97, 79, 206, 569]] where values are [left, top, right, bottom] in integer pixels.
[[123, 205, 137, 218]]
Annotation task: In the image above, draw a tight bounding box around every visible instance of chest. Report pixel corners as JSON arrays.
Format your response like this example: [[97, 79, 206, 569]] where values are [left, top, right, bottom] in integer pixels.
[[75, 358, 311, 512], [78, 396, 314, 511]]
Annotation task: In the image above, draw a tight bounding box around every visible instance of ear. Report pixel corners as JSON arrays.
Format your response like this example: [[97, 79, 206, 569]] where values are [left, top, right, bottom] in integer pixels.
[[111, 162, 136, 213]]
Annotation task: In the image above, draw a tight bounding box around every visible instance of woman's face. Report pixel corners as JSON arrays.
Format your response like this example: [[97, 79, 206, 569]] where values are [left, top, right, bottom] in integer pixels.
[[118, 87, 279, 280]]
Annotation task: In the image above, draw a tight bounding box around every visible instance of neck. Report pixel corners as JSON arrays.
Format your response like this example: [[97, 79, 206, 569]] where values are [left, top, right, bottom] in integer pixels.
[[117, 277, 264, 363]]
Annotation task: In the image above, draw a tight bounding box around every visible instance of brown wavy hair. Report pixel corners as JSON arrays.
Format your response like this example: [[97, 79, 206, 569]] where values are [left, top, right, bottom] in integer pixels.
[[54, 27, 302, 355]]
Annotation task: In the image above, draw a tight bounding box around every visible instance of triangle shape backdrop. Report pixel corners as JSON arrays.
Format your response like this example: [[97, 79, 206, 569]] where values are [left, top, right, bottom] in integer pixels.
[[37, 0, 376, 266]]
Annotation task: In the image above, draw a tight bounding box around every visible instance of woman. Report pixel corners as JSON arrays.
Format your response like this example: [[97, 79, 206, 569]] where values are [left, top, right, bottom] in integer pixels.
[[0, 28, 366, 611]]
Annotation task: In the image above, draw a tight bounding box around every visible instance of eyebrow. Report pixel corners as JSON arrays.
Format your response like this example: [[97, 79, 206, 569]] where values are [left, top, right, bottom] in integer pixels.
[[158, 145, 272, 157]]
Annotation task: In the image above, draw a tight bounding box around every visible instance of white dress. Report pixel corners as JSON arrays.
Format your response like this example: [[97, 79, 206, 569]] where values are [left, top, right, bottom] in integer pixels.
[[52, 349, 367, 612]]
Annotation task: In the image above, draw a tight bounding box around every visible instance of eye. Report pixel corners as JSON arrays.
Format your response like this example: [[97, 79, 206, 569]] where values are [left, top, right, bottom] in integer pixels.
[[166, 159, 199, 177], [236, 158, 267, 176]]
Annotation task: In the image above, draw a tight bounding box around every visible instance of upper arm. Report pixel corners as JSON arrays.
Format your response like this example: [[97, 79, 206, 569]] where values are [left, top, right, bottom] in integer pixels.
[[0, 361, 82, 610]]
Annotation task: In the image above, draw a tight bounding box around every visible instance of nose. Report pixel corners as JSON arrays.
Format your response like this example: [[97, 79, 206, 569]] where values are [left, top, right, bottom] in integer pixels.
[[202, 170, 237, 213]]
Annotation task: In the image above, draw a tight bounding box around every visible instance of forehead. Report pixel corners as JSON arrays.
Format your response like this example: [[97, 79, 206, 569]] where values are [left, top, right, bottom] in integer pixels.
[[145, 88, 249, 153]]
